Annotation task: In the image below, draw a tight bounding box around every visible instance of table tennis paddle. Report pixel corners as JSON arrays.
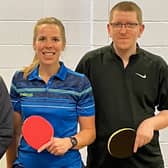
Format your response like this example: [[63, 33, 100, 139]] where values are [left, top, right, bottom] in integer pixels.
[[22, 115, 54, 150], [107, 128, 136, 158]]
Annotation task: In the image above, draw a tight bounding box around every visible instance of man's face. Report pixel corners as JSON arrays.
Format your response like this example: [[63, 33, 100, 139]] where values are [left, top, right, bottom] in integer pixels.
[[107, 10, 144, 51]]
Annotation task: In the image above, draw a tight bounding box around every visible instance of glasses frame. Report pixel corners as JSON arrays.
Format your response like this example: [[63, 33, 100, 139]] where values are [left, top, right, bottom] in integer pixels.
[[110, 22, 140, 30]]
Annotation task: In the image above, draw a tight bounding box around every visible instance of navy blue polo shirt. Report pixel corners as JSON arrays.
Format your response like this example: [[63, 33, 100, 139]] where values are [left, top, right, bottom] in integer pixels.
[[10, 62, 95, 168]]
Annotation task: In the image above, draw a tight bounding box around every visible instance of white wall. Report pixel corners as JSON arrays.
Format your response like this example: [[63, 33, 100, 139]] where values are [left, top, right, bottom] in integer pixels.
[[0, 0, 168, 167]]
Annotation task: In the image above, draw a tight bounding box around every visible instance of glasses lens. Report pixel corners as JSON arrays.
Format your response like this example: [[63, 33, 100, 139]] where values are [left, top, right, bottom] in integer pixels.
[[110, 23, 139, 29]]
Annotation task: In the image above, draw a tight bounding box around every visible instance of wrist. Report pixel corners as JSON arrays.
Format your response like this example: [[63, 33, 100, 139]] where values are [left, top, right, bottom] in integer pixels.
[[69, 136, 78, 149]]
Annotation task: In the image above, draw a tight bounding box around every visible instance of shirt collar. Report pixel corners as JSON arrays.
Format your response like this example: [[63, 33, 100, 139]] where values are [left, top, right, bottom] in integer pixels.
[[110, 42, 141, 59], [28, 62, 68, 81]]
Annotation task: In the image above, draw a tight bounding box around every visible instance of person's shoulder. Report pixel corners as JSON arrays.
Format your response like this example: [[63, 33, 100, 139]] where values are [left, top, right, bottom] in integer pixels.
[[12, 70, 24, 81], [0, 76, 3, 82], [67, 68, 90, 82], [13, 70, 23, 76], [67, 68, 85, 77], [0, 76, 7, 86], [0, 76, 5, 87], [140, 48, 167, 66], [66, 68, 91, 88], [83, 45, 112, 60], [85, 45, 111, 56]]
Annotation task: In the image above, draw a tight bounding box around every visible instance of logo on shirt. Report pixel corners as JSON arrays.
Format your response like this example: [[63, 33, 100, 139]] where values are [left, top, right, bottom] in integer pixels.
[[135, 73, 147, 79], [20, 93, 33, 97]]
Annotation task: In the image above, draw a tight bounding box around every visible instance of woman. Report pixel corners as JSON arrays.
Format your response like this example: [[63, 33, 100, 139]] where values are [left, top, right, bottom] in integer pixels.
[[6, 17, 96, 168]]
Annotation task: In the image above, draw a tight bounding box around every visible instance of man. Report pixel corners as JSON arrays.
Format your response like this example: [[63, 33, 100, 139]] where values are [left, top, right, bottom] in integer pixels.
[[76, 1, 168, 167], [0, 76, 13, 159]]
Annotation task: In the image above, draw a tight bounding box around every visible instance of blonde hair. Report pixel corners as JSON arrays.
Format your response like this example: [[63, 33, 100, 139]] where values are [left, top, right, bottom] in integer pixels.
[[23, 17, 66, 79], [109, 1, 143, 24]]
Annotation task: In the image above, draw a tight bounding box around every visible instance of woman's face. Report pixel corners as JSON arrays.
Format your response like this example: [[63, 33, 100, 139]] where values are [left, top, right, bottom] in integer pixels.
[[33, 24, 64, 66]]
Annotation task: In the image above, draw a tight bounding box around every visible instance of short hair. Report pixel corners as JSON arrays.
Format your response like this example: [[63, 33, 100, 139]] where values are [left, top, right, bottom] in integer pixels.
[[109, 1, 143, 24]]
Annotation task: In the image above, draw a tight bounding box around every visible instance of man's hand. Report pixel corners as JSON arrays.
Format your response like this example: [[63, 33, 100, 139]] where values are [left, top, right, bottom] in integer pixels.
[[134, 119, 154, 153]]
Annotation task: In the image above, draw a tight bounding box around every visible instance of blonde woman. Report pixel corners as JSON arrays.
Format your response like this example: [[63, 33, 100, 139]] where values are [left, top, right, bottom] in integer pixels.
[[6, 17, 95, 168]]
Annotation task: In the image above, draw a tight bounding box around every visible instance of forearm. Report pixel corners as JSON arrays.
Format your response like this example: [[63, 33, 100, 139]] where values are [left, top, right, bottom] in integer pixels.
[[0, 76, 13, 159], [148, 110, 168, 130], [0, 128, 13, 159], [134, 110, 168, 152], [72, 116, 96, 149], [74, 128, 96, 149], [0, 109, 13, 159], [38, 129, 96, 155], [6, 136, 20, 168], [6, 112, 22, 168], [38, 116, 96, 154]]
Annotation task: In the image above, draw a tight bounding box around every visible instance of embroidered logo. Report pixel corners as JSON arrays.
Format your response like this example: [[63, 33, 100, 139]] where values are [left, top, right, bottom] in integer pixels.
[[20, 93, 33, 97], [135, 73, 147, 79]]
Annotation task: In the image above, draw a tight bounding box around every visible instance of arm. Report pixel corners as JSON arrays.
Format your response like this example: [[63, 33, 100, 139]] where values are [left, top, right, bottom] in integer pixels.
[[134, 110, 168, 152], [38, 116, 96, 155], [38, 75, 96, 155], [0, 76, 13, 159], [134, 60, 168, 152], [74, 76, 96, 149], [6, 112, 22, 168], [73, 115, 96, 149]]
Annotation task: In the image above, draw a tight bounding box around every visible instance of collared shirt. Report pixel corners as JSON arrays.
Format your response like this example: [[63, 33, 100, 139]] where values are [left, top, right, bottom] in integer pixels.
[[76, 44, 168, 168], [10, 62, 95, 168]]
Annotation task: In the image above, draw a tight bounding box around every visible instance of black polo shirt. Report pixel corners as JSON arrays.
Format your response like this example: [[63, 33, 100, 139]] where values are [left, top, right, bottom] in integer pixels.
[[76, 45, 168, 168]]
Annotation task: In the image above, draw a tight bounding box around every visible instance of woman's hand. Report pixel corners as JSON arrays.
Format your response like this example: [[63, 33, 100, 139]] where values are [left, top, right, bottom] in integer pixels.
[[38, 137, 72, 155]]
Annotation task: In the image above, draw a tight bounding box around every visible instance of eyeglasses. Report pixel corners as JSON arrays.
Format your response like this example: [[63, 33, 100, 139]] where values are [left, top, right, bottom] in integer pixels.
[[110, 22, 139, 29]]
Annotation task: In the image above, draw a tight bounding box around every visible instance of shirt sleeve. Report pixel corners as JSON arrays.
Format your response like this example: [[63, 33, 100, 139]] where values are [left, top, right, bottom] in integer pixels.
[[75, 52, 91, 77], [0, 76, 13, 158], [10, 71, 22, 112], [77, 75, 95, 116], [157, 60, 168, 111]]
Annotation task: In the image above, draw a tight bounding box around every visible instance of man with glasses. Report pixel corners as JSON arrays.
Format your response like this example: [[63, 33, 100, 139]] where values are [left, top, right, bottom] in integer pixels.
[[76, 1, 168, 167], [0, 76, 13, 159]]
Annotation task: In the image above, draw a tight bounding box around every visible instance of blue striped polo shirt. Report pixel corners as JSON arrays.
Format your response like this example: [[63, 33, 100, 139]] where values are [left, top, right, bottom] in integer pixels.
[[10, 62, 95, 168]]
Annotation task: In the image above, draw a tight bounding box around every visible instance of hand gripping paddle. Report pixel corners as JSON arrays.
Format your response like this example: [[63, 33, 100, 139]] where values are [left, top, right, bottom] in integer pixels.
[[22, 115, 54, 150], [107, 128, 136, 158]]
